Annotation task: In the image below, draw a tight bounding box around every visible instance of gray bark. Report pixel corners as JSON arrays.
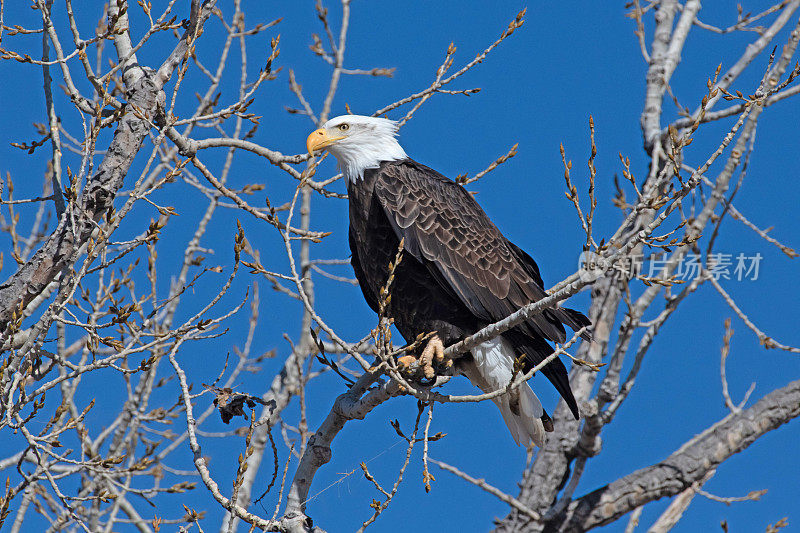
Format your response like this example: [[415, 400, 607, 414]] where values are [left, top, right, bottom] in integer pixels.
[[0, 0, 215, 335], [541, 379, 800, 532], [0, 71, 160, 331]]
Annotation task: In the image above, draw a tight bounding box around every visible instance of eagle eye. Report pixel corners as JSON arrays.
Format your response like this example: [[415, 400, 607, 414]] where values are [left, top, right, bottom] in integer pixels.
[[338, 123, 349, 132]]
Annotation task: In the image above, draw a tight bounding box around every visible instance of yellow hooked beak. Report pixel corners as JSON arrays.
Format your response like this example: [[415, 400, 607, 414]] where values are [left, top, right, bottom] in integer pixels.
[[306, 128, 345, 155]]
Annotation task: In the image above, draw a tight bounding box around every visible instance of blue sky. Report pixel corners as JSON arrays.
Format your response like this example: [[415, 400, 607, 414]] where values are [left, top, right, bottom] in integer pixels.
[[1, 2, 799, 532]]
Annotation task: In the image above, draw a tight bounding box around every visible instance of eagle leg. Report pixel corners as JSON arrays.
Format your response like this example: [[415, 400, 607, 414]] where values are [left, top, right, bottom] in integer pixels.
[[434, 339, 453, 371], [419, 335, 445, 380]]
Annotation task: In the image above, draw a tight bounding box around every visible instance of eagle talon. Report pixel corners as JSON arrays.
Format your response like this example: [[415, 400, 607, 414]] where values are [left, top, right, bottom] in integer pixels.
[[396, 336, 448, 382], [397, 354, 418, 373], [440, 356, 454, 371]]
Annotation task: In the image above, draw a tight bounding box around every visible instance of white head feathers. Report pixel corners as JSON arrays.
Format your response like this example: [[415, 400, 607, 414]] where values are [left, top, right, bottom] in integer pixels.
[[315, 115, 408, 182]]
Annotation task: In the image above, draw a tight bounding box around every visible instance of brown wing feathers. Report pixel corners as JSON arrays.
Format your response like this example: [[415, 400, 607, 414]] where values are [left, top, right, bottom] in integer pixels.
[[373, 160, 589, 418], [374, 160, 584, 345]]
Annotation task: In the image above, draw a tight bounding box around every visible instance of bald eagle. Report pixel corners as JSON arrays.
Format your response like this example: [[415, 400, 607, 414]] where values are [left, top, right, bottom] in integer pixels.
[[307, 115, 591, 447]]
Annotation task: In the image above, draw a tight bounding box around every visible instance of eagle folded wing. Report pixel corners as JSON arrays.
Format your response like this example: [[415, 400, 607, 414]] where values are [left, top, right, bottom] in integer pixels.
[[373, 162, 571, 345]]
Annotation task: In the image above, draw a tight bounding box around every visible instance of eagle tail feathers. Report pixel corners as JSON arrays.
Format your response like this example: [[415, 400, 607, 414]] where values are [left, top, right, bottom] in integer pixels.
[[495, 389, 546, 447], [553, 306, 593, 342], [463, 337, 546, 447]]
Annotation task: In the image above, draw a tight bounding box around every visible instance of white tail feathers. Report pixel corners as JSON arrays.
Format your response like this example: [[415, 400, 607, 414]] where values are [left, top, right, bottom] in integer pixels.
[[462, 337, 546, 447]]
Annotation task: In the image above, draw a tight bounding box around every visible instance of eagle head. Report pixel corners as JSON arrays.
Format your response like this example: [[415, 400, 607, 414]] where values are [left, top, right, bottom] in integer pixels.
[[306, 115, 407, 181]]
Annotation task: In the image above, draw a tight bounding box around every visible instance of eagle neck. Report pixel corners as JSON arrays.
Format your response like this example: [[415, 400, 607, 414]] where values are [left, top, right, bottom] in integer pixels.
[[336, 140, 407, 183]]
